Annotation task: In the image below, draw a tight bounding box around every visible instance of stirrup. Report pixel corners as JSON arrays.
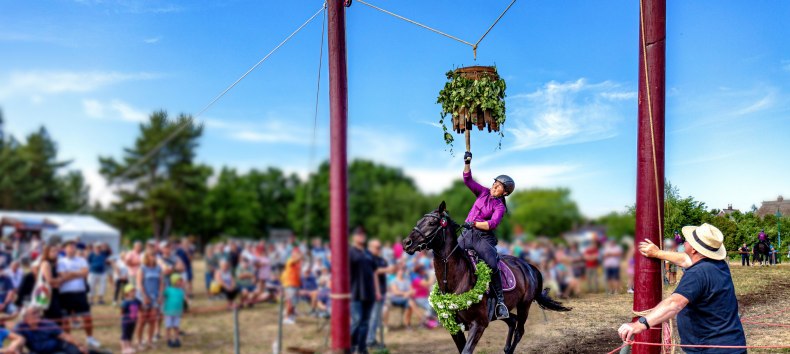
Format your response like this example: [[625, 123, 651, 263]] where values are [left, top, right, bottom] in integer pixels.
[[495, 302, 509, 319]]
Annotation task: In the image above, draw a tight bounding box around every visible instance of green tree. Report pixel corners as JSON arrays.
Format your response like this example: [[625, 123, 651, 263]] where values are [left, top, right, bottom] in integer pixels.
[[247, 168, 300, 233], [704, 215, 739, 251], [596, 210, 636, 240], [201, 168, 262, 238], [663, 181, 707, 239], [436, 180, 477, 223], [509, 188, 581, 238], [99, 111, 210, 239]]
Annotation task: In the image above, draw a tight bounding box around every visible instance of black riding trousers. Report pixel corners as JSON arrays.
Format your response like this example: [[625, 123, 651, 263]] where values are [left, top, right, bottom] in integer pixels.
[[458, 229, 500, 271]]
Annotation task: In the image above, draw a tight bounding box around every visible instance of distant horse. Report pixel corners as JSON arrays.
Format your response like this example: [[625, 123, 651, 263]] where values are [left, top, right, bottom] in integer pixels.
[[753, 240, 771, 266], [402, 201, 571, 354]]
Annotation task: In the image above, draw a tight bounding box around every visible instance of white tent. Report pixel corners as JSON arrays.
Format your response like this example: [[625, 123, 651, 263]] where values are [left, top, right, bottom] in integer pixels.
[[0, 211, 121, 254]]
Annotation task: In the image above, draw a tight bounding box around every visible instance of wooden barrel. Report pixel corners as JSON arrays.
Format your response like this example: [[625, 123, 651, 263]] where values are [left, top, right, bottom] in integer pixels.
[[451, 66, 501, 133]]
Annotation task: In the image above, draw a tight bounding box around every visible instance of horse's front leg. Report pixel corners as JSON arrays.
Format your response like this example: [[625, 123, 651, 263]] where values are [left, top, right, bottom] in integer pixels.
[[451, 331, 467, 353], [462, 321, 487, 354]]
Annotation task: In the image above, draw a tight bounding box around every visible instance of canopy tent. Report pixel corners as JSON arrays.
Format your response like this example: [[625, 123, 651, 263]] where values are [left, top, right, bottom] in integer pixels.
[[0, 211, 121, 254]]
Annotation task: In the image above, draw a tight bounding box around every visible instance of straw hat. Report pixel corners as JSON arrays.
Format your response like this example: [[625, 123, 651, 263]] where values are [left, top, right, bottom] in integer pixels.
[[681, 223, 727, 260]]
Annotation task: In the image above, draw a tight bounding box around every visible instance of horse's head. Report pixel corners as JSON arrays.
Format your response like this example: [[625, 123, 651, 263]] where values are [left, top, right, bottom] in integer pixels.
[[403, 201, 452, 255]]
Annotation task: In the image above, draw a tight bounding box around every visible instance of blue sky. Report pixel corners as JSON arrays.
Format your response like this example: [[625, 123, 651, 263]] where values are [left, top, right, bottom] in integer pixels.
[[1, 0, 788, 217]]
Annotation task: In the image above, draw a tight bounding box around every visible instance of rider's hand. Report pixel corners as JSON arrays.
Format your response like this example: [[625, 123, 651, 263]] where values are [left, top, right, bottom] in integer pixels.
[[462, 222, 475, 230], [639, 239, 660, 258], [464, 151, 472, 165]]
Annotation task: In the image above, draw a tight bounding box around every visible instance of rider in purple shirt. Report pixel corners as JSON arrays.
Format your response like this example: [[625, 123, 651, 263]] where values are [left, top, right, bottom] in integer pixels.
[[458, 151, 514, 320]]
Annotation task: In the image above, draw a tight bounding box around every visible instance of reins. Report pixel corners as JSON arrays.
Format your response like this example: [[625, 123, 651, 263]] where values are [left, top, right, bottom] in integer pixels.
[[413, 212, 462, 293]]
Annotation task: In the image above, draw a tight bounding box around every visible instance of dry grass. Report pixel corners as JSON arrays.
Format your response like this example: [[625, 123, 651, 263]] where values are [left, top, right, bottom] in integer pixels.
[[73, 262, 790, 354]]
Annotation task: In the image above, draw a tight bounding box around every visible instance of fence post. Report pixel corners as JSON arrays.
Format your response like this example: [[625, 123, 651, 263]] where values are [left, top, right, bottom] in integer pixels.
[[276, 289, 284, 354], [234, 306, 240, 354]]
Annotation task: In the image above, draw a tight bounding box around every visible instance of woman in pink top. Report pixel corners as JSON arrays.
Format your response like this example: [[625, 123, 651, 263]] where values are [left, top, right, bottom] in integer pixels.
[[125, 241, 143, 279], [458, 150, 515, 319]]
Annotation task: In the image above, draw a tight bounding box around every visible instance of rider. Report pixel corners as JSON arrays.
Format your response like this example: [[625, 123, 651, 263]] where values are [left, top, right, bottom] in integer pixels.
[[459, 151, 514, 320]]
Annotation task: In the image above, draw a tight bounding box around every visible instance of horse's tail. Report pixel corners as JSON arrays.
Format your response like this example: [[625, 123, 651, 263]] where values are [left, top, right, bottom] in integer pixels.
[[528, 263, 572, 312]]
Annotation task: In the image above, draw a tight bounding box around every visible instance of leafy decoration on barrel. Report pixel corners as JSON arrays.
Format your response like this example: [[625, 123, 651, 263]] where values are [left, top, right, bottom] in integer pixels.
[[437, 66, 507, 152]]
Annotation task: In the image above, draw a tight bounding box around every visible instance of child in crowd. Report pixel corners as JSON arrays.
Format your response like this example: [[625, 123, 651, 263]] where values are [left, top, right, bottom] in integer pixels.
[[163, 274, 187, 348], [120, 284, 141, 354]]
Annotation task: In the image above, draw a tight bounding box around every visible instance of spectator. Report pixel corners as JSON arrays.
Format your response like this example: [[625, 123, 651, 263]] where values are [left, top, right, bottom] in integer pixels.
[[15, 306, 87, 354], [162, 274, 186, 348], [204, 245, 220, 296], [57, 239, 100, 348], [0, 264, 16, 316], [280, 247, 302, 324], [0, 322, 24, 353], [214, 259, 239, 309], [583, 240, 600, 293], [6, 261, 22, 291], [135, 250, 163, 350], [410, 266, 436, 328], [119, 284, 140, 354], [124, 242, 143, 284], [568, 244, 585, 282], [738, 243, 750, 267], [36, 244, 64, 324], [87, 243, 110, 305], [111, 252, 130, 307], [235, 257, 257, 307], [14, 258, 34, 310], [172, 239, 193, 297], [298, 268, 319, 313], [388, 266, 414, 328], [602, 239, 623, 294], [254, 244, 271, 298], [349, 228, 377, 354], [367, 239, 392, 348], [157, 241, 184, 287], [553, 259, 580, 299]]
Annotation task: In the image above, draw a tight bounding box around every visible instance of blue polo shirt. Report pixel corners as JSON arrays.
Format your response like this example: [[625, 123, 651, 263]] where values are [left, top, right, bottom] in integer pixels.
[[673, 258, 746, 353], [15, 319, 64, 353]]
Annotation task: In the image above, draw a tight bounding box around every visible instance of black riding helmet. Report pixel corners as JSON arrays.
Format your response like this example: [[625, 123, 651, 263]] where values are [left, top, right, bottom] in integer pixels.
[[494, 175, 515, 196]]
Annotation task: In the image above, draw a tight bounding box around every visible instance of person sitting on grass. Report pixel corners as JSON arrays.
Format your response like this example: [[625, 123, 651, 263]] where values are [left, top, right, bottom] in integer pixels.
[[388, 266, 414, 328], [234, 257, 257, 307], [0, 265, 17, 317], [214, 259, 239, 309], [0, 322, 24, 354], [162, 274, 187, 348], [14, 306, 88, 354]]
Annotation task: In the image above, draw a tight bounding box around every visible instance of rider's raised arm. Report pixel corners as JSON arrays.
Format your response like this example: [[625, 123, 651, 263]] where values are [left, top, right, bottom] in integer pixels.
[[463, 170, 486, 197]]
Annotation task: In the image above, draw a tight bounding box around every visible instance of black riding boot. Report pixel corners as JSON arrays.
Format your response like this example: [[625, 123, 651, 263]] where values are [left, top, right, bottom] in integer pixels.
[[490, 269, 509, 319]]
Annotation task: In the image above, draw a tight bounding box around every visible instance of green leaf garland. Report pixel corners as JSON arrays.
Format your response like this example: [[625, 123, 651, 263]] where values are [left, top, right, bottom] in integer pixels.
[[428, 261, 492, 334]]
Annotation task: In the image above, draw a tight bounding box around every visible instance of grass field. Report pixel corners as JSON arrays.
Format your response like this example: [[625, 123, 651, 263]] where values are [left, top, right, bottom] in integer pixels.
[[76, 261, 789, 354]]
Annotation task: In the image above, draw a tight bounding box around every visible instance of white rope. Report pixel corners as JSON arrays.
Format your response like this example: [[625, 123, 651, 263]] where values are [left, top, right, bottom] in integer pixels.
[[75, 5, 326, 216]]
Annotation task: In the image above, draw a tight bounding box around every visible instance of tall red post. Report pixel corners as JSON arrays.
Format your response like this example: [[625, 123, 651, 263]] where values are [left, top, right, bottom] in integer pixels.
[[327, 0, 351, 352], [633, 0, 665, 353]]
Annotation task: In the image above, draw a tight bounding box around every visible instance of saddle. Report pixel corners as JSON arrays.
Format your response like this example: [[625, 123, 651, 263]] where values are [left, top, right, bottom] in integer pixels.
[[466, 249, 517, 292]]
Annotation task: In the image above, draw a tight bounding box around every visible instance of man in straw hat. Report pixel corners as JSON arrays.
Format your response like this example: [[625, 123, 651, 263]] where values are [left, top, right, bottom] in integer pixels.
[[617, 223, 746, 353]]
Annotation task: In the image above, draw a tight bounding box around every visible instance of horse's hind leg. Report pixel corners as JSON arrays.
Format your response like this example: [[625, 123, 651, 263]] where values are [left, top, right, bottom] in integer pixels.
[[507, 302, 530, 354], [451, 331, 467, 353], [502, 317, 517, 354]]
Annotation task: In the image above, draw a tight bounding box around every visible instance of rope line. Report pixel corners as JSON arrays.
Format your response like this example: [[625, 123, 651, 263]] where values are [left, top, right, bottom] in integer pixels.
[[356, 0, 474, 47], [76, 5, 326, 216], [356, 0, 516, 59], [302, 5, 327, 240]]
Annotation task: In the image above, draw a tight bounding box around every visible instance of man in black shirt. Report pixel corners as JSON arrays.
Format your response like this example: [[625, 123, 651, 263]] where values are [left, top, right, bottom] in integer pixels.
[[349, 228, 377, 354], [626, 223, 746, 353], [366, 239, 392, 348], [738, 243, 750, 266]]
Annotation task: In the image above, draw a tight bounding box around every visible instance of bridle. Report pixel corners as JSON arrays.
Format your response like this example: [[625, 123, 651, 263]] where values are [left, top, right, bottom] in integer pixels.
[[411, 211, 461, 293]]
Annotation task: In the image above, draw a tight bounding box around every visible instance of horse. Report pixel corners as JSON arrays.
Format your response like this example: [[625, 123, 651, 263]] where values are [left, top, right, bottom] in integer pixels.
[[402, 201, 571, 354], [753, 240, 771, 266]]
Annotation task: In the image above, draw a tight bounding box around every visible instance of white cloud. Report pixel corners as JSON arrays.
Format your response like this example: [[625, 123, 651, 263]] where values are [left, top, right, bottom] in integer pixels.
[[144, 36, 162, 44], [349, 126, 415, 166], [733, 92, 775, 116], [82, 99, 148, 122], [506, 78, 629, 151], [210, 118, 319, 146], [0, 71, 158, 98], [83, 168, 117, 207]]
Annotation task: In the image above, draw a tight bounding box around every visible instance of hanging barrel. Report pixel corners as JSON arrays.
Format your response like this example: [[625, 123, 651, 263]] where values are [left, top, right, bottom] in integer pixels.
[[451, 66, 501, 134]]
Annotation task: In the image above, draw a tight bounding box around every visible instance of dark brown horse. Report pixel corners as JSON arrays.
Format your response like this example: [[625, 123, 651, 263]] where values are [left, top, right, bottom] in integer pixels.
[[402, 201, 571, 354]]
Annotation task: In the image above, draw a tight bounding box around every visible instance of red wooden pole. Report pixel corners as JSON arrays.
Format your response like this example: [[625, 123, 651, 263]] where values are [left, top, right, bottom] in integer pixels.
[[633, 0, 665, 353], [327, 0, 351, 352]]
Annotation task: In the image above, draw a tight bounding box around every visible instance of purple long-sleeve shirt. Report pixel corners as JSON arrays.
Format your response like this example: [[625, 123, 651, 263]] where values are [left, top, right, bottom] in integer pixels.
[[463, 170, 506, 231]]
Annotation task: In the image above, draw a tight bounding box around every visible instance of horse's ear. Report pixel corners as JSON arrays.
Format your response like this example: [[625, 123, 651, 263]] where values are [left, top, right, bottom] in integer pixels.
[[438, 201, 447, 213]]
